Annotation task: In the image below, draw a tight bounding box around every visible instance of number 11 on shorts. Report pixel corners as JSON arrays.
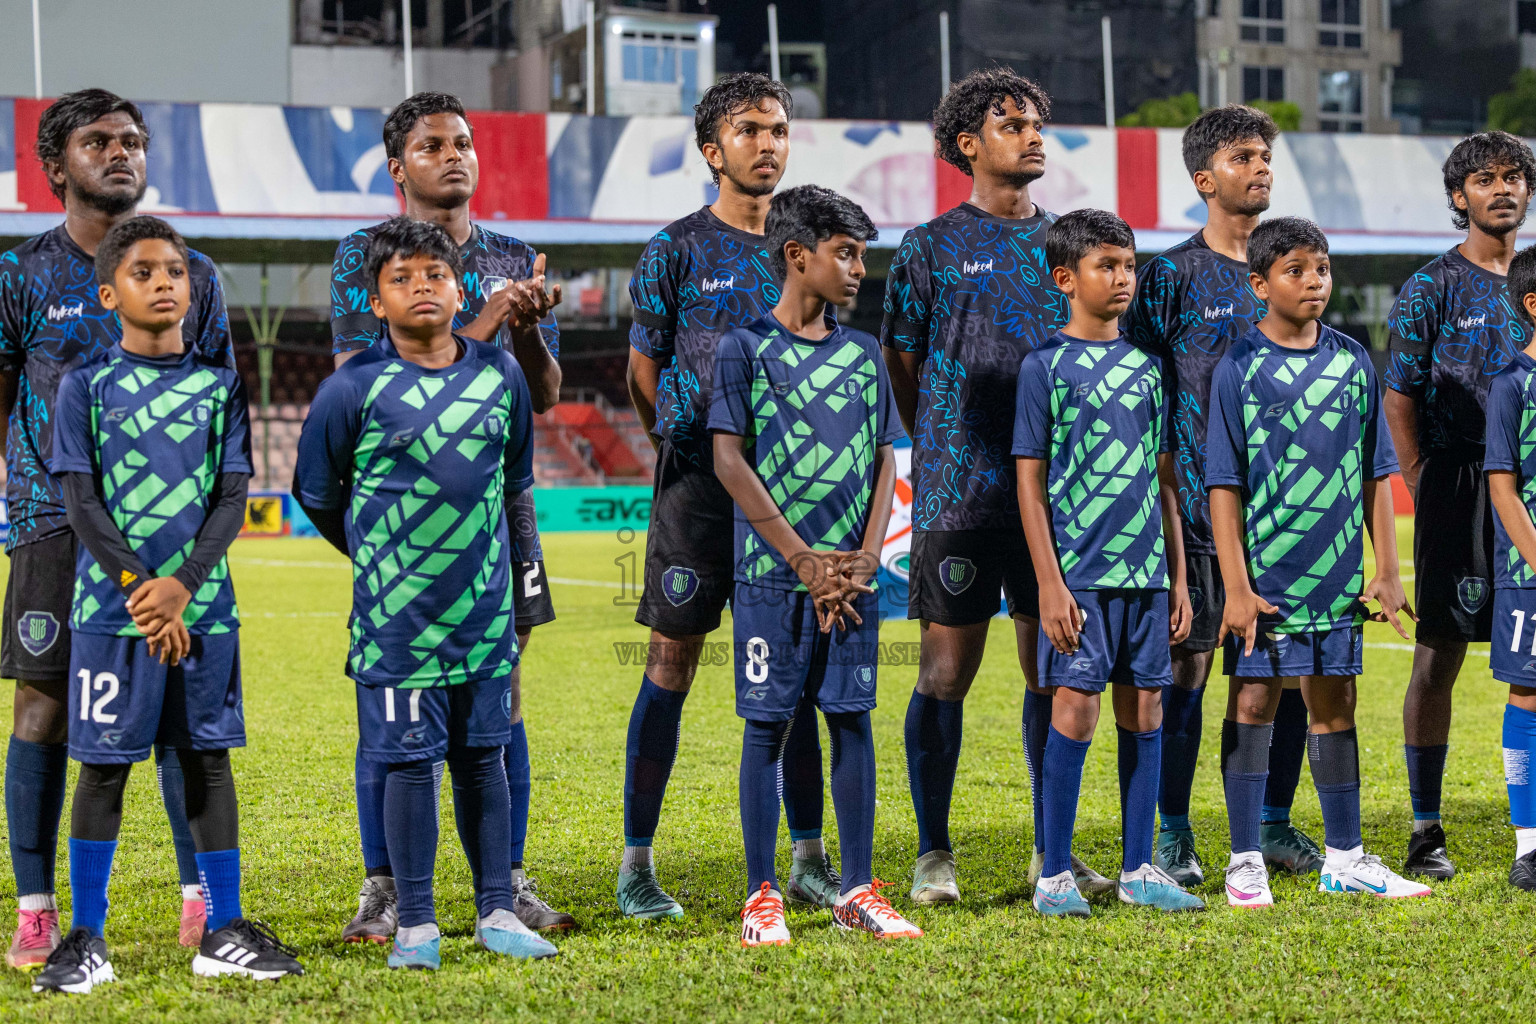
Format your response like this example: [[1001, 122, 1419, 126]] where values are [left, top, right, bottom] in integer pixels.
[[1512, 609, 1536, 656]]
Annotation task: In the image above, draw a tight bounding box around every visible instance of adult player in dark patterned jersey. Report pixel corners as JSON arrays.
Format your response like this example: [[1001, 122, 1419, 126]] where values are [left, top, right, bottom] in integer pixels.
[[326, 92, 570, 939], [0, 90, 228, 970], [1124, 106, 1323, 885], [881, 68, 1088, 904], [1383, 131, 1536, 880], [620, 73, 842, 920]]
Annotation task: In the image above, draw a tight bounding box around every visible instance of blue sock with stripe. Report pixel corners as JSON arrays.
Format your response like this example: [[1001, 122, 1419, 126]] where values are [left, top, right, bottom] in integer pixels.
[[1504, 704, 1536, 829], [68, 838, 118, 938], [195, 848, 243, 932], [1023, 689, 1053, 854]]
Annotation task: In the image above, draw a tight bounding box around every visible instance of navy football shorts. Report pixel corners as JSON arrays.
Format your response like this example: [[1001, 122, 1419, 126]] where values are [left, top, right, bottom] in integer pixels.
[[1491, 589, 1536, 687], [732, 583, 880, 722], [67, 631, 244, 764], [1038, 589, 1172, 692], [354, 675, 513, 763], [1223, 624, 1363, 678]]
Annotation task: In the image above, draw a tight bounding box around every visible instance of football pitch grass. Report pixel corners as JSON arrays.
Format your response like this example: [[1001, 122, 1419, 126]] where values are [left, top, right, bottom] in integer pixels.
[[2, 523, 1534, 1022]]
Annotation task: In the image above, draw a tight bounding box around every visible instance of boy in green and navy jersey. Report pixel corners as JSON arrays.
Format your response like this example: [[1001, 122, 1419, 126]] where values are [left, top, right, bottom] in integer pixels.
[[710, 186, 920, 946], [35, 217, 301, 996], [1207, 217, 1425, 907], [1013, 209, 1201, 919], [1480, 242, 1536, 892], [294, 218, 555, 970]]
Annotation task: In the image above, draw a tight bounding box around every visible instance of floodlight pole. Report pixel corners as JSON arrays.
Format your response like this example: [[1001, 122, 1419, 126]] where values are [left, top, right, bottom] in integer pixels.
[[585, 0, 596, 115], [1101, 15, 1115, 128], [31, 0, 42, 99], [939, 11, 950, 98], [767, 4, 781, 82], [402, 0, 415, 96]]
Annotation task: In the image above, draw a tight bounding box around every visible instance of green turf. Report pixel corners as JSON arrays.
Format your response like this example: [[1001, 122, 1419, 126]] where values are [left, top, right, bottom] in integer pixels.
[[3, 523, 1534, 1022]]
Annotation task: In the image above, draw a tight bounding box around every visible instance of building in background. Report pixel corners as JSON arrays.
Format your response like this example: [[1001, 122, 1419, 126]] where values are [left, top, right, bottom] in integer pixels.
[[1197, 0, 1401, 132], [1390, 0, 1531, 135], [823, 0, 1197, 124]]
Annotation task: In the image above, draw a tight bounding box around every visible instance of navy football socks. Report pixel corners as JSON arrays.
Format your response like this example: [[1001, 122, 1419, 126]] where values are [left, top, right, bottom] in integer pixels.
[[905, 690, 964, 856], [1310, 729, 1363, 851], [154, 745, 202, 888], [1159, 685, 1204, 828], [1022, 688, 1053, 854], [449, 746, 515, 919], [623, 675, 687, 848], [5, 736, 67, 898], [827, 711, 876, 894], [384, 759, 442, 927], [781, 688, 826, 843], [504, 722, 531, 866], [1118, 725, 1162, 873], [740, 719, 788, 893], [355, 745, 392, 875], [1405, 742, 1449, 826], [1041, 726, 1091, 877], [1263, 688, 1309, 823], [1221, 719, 1272, 855]]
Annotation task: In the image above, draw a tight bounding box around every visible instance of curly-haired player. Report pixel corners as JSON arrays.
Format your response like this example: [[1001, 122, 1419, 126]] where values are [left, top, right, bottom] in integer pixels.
[[881, 67, 1096, 904], [1384, 130, 1536, 880]]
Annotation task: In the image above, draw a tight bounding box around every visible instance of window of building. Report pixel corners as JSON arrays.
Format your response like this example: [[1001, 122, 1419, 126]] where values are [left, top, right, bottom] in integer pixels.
[[1240, 0, 1284, 43], [1242, 66, 1285, 102], [1520, 0, 1536, 34], [1207, 0, 1220, 15], [1319, 0, 1362, 48], [1319, 69, 1364, 131], [618, 30, 703, 108]]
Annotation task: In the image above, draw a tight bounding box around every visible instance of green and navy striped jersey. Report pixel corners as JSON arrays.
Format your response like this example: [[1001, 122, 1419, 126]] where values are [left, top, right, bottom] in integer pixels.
[[708, 315, 904, 591], [1012, 331, 1171, 591], [293, 336, 534, 687], [1206, 324, 1398, 632], [51, 344, 250, 636], [1485, 350, 1536, 589]]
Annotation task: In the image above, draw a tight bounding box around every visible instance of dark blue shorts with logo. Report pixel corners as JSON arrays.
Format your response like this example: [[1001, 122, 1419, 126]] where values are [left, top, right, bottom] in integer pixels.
[[1222, 624, 1364, 678], [354, 675, 513, 763], [67, 631, 245, 764], [732, 583, 880, 722], [1491, 588, 1536, 687], [636, 438, 735, 636], [1038, 589, 1172, 692], [907, 528, 1040, 626]]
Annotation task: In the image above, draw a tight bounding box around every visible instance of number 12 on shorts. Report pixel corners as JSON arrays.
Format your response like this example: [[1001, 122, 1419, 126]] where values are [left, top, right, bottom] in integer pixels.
[[78, 669, 120, 724], [1512, 609, 1536, 656]]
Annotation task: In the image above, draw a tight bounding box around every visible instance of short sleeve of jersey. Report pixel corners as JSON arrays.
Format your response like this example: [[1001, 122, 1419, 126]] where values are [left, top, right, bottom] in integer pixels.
[[881, 230, 933, 357], [1486, 371, 1523, 473], [628, 232, 682, 361], [0, 250, 31, 372], [222, 373, 255, 475], [188, 254, 234, 369], [1360, 355, 1400, 479], [1203, 357, 1247, 489], [875, 356, 904, 445], [330, 231, 383, 355], [48, 368, 94, 476], [1383, 272, 1439, 396], [1125, 255, 1179, 363], [1010, 354, 1052, 459], [293, 372, 361, 510], [707, 329, 755, 438], [498, 351, 535, 493]]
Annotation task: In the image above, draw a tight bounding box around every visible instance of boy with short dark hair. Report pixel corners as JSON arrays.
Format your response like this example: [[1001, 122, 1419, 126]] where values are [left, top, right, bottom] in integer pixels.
[[1014, 209, 1202, 919], [1480, 241, 1536, 890], [710, 185, 919, 945], [295, 217, 556, 969], [1208, 216, 1425, 908], [34, 216, 301, 995]]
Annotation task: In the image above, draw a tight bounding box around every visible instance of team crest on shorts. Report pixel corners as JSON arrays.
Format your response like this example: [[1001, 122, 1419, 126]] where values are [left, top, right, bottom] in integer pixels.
[[661, 566, 699, 606], [1188, 587, 1205, 618], [1457, 577, 1489, 614], [937, 557, 975, 596], [17, 611, 59, 657], [855, 665, 874, 691]]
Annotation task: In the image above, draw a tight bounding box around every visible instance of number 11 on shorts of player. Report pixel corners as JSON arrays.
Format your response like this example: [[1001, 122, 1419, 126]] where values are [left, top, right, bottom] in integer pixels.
[[1511, 609, 1536, 656]]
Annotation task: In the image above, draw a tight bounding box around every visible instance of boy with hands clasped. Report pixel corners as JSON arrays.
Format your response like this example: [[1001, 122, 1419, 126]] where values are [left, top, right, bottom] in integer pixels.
[[1207, 217, 1425, 908], [1014, 209, 1203, 919]]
